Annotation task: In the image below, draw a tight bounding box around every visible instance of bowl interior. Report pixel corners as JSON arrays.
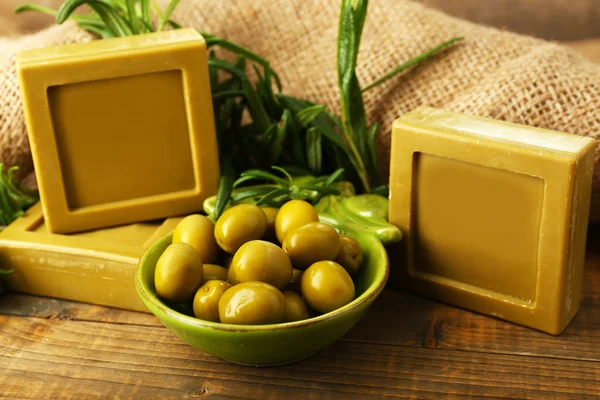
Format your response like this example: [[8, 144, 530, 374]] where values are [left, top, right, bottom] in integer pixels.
[[136, 231, 389, 331]]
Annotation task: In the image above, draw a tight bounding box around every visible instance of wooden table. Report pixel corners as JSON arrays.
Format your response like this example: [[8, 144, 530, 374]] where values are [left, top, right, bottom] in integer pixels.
[[1, 228, 599, 399]]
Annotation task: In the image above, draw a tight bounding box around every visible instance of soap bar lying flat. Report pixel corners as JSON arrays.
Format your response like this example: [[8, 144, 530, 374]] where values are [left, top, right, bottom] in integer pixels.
[[17, 29, 218, 234], [0, 203, 181, 312], [389, 107, 595, 335]]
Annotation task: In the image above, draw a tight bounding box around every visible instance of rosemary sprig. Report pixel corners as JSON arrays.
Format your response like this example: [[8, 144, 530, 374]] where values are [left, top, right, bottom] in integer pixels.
[[229, 167, 344, 208], [0, 164, 38, 229]]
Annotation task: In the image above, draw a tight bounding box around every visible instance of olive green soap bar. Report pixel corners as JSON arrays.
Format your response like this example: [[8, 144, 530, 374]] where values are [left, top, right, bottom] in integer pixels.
[[0, 202, 182, 312], [389, 107, 595, 335], [17, 29, 219, 234]]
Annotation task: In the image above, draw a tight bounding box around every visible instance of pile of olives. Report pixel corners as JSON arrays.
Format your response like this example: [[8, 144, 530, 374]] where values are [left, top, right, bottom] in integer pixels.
[[154, 200, 364, 325]]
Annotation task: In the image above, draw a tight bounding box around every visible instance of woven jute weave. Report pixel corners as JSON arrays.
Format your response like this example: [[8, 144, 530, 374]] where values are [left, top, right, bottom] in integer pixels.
[[1, 0, 599, 221]]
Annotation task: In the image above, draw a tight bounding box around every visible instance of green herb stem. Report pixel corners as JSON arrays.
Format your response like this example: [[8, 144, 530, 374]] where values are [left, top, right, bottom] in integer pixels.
[[362, 36, 464, 92]]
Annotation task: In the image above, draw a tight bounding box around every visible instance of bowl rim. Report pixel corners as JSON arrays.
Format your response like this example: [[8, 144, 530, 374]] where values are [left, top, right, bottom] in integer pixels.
[[135, 231, 390, 332]]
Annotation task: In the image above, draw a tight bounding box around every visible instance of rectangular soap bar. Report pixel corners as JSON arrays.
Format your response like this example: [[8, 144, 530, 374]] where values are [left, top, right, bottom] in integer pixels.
[[389, 107, 595, 335], [0, 203, 181, 312], [17, 29, 219, 234]]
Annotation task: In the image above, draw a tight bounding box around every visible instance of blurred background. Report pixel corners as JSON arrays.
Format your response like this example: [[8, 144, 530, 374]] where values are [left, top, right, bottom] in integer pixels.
[[1, 0, 599, 62]]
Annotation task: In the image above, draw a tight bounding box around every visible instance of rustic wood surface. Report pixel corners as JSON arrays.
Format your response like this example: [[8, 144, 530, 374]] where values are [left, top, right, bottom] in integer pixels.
[[0, 227, 599, 399]]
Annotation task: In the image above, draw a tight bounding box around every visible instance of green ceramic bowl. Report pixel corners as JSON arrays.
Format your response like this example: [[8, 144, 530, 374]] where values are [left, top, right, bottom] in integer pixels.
[[135, 192, 401, 366], [136, 232, 388, 366]]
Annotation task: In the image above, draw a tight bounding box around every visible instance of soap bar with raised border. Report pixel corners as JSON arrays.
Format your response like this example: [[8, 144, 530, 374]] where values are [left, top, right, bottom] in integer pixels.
[[17, 28, 218, 234], [0, 203, 182, 312], [389, 107, 596, 335]]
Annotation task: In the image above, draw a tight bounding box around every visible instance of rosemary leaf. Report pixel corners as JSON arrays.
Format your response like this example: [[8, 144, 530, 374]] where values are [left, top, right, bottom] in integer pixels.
[[256, 188, 289, 206], [157, 0, 180, 31], [214, 155, 235, 220], [362, 36, 464, 92], [277, 95, 347, 152], [167, 19, 182, 29], [352, 0, 368, 57], [201, 33, 282, 91], [211, 90, 245, 101], [296, 105, 326, 128], [367, 122, 381, 187], [241, 78, 270, 132], [279, 165, 313, 176], [323, 168, 345, 187], [371, 184, 389, 197], [348, 74, 368, 162], [14, 3, 102, 24], [208, 59, 246, 79], [271, 166, 293, 185], [230, 186, 275, 203], [296, 184, 339, 196], [306, 127, 322, 174], [126, 0, 140, 34], [78, 22, 114, 38], [140, 0, 151, 30], [238, 170, 290, 187], [139, 17, 153, 33], [57, 0, 133, 36]]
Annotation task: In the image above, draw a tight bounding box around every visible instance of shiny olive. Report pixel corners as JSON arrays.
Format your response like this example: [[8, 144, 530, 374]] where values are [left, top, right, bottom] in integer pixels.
[[283, 222, 341, 270], [275, 200, 319, 243], [155, 242, 203, 303], [172, 214, 219, 264], [228, 240, 293, 289], [202, 264, 229, 283], [283, 290, 311, 322], [215, 204, 268, 254], [262, 207, 279, 241], [192, 280, 232, 322], [301, 260, 355, 314], [219, 281, 285, 325], [335, 235, 364, 276]]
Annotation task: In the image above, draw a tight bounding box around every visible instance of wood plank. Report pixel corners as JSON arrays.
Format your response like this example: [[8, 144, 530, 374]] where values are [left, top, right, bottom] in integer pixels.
[[345, 288, 600, 362], [0, 293, 160, 327], [1, 315, 599, 399], [1, 270, 599, 364]]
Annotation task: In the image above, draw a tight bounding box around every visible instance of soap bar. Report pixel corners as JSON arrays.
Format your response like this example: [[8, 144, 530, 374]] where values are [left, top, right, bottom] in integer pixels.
[[0, 203, 182, 312], [389, 107, 595, 335], [17, 29, 219, 234]]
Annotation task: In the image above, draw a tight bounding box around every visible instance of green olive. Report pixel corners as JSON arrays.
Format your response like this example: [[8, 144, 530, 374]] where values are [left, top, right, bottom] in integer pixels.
[[283, 290, 311, 322], [283, 222, 341, 270], [172, 214, 219, 264], [215, 204, 268, 254], [275, 200, 319, 243], [219, 281, 285, 325], [335, 235, 364, 276], [154, 242, 204, 303], [202, 264, 228, 283], [228, 240, 293, 289], [262, 207, 279, 241], [301, 260, 355, 314], [192, 280, 232, 322]]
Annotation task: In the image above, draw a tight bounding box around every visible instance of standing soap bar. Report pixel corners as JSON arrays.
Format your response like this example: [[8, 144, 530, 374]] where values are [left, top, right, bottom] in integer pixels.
[[17, 29, 219, 234], [389, 107, 595, 335]]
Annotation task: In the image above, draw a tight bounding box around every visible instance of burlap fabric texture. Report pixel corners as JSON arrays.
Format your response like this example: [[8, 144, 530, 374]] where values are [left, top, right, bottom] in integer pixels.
[[0, 0, 599, 221]]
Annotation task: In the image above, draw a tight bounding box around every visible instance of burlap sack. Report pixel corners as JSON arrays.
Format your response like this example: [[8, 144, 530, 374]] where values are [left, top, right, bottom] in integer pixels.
[[1, 0, 599, 221], [418, 0, 600, 40]]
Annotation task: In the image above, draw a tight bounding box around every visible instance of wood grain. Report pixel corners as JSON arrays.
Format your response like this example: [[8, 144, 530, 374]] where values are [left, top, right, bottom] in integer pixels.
[[1, 315, 600, 399]]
